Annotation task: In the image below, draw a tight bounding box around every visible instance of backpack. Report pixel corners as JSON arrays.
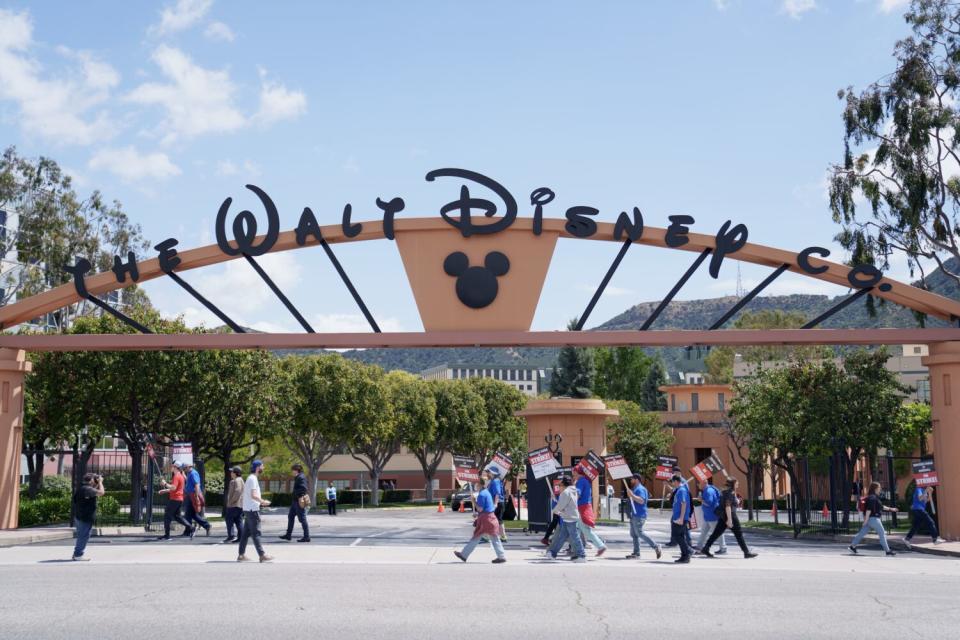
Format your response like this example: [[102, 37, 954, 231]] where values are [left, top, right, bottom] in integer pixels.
[[857, 496, 867, 513]]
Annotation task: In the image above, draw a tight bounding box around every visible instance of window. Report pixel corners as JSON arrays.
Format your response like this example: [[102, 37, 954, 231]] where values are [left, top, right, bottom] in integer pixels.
[[691, 393, 699, 411], [718, 393, 725, 411], [914, 346, 922, 354]]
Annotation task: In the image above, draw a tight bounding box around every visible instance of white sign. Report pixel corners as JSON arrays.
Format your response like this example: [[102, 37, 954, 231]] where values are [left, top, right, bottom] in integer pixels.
[[527, 447, 559, 480], [172, 441, 193, 467]]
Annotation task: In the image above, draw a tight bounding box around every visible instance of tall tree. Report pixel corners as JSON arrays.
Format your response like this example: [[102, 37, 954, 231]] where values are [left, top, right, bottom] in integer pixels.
[[409, 380, 486, 502], [829, 0, 960, 289], [594, 347, 655, 405], [604, 400, 673, 479], [550, 318, 595, 398], [464, 377, 528, 473], [639, 358, 668, 411]]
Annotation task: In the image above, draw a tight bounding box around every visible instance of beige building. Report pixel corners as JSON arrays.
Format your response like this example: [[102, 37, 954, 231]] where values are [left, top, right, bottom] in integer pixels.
[[420, 363, 545, 396]]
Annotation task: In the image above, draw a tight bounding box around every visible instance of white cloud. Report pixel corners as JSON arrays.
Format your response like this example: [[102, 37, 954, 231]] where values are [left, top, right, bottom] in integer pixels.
[[877, 0, 909, 13], [713, 0, 731, 9], [149, 0, 214, 36], [0, 9, 120, 145], [193, 252, 303, 316], [782, 0, 816, 19], [88, 146, 181, 181], [216, 158, 261, 177], [127, 44, 246, 144], [254, 71, 307, 125], [311, 313, 403, 333], [204, 21, 235, 42]]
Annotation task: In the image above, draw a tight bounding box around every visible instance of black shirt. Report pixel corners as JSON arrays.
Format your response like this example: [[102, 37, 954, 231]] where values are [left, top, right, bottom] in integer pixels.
[[864, 494, 883, 518], [721, 489, 738, 513], [74, 486, 99, 523], [292, 472, 307, 498]]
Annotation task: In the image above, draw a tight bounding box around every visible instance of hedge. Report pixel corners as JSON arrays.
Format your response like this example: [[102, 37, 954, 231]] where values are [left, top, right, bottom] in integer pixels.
[[19, 496, 71, 527]]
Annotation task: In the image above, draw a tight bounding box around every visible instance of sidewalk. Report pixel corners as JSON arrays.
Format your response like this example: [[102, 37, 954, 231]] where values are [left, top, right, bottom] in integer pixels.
[[0, 526, 74, 547], [742, 524, 960, 557]]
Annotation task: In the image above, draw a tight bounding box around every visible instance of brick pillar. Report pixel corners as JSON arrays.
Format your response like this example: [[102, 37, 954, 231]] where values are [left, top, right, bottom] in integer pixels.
[[922, 342, 960, 540], [0, 349, 31, 529]]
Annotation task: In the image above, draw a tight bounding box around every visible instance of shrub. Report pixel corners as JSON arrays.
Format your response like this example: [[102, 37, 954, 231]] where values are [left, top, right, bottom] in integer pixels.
[[19, 496, 72, 527], [38, 474, 73, 498], [101, 471, 131, 491], [97, 496, 120, 517], [338, 490, 383, 505], [382, 490, 411, 503], [202, 470, 224, 495]]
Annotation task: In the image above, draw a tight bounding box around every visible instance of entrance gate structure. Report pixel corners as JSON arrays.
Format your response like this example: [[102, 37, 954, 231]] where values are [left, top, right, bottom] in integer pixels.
[[1, 170, 960, 537]]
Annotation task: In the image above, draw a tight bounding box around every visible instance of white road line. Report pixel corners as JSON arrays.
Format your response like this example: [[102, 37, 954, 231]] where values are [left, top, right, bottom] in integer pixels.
[[349, 538, 362, 547]]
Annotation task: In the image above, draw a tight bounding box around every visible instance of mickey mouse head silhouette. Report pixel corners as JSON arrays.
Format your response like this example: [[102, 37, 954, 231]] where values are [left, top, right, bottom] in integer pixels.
[[443, 251, 510, 309]]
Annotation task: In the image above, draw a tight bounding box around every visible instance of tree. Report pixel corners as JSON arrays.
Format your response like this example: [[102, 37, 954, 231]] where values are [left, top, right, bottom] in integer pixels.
[[829, 0, 960, 290], [639, 359, 667, 411], [594, 347, 655, 405], [604, 399, 673, 480], [550, 318, 595, 398], [410, 380, 486, 502], [0, 146, 150, 322], [464, 377, 528, 474], [346, 369, 433, 506], [722, 416, 766, 521], [893, 402, 932, 458]]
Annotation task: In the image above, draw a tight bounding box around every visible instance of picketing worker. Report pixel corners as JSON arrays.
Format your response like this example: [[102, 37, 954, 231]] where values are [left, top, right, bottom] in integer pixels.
[[849, 481, 898, 556], [488, 469, 508, 542], [626, 473, 662, 560], [701, 477, 758, 559], [71, 472, 104, 561], [157, 461, 192, 540], [238, 460, 273, 563], [696, 478, 728, 555], [540, 482, 562, 546], [573, 466, 607, 557], [545, 475, 587, 563], [326, 481, 338, 516], [454, 470, 507, 564], [182, 461, 210, 538], [669, 474, 693, 563], [279, 463, 310, 542], [224, 466, 244, 543], [903, 485, 941, 548]]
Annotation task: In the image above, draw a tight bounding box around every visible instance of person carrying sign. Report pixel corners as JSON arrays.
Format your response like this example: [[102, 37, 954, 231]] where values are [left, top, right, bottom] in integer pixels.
[[701, 478, 757, 559], [904, 485, 940, 548], [157, 461, 192, 540], [540, 483, 562, 547], [182, 461, 211, 538], [454, 470, 507, 564], [695, 479, 728, 555], [669, 475, 694, 563], [574, 466, 607, 557], [626, 474, 662, 560], [545, 475, 587, 563], [488, 470, 508, 543]]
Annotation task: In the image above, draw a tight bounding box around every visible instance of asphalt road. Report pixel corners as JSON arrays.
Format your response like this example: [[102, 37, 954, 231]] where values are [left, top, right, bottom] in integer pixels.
[[3, 510, 958, 640]]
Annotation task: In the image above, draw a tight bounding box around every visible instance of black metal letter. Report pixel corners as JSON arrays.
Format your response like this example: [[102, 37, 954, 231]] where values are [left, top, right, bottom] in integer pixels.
[[665, 215, 695, 248], [155, 238, 182, 273], [215, 184, 280, 257], [112, 251, 140, 284], [295, 207, 323, 246], [709, 221, 748, 279], [530, 188, 554, 236], [564, 206, 599, 238], [342, 203, 362, 238], [376, 197, 405, 241], [798, 246, 830, 275], [613, 207, 644, 242], [847, 264, 891, 291], [426, 168, 518, 238], [64, 259, 92, 297]]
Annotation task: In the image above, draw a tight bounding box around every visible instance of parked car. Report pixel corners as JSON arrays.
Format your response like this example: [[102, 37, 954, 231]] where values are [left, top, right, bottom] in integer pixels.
[[448, 486, 476, 511]]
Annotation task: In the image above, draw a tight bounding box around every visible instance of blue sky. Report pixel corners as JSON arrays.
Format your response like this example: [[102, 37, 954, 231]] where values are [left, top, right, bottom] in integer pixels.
[[0, 0, 921, 332]]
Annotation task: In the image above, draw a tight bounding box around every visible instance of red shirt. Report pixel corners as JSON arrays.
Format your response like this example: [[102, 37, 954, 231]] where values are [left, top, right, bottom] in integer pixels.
[[168, 472, 185, 501]]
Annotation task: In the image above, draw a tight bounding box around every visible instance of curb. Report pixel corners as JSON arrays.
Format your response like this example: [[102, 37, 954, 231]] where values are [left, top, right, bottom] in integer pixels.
[[742, 525, 959, 558], [0, 530, 74, 547]]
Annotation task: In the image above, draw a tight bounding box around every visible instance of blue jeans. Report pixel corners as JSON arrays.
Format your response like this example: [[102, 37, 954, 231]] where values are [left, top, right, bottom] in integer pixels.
[[73, 519, 94, 558], [286, 502, 309, 538], [577, 520, 606, 550], [851, 516, 890, 552], [184, 497, 209, 530], [225, 506, 244, 539], [460, 531, 505, 560], [549, 519, 586, 559], [239, 511, 265, 557], [697, 519, 727, 551], [906, 509, 939, 542], [629, 515, 659, 555]]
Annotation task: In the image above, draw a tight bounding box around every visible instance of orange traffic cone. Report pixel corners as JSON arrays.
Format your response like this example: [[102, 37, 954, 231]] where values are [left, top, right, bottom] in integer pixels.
[[822, 502, 829, 518], [437, 500, 445, 513], [458, 500, 465, 513]]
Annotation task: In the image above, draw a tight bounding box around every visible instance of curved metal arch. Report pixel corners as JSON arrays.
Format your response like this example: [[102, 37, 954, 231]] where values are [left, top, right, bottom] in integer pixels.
[[1, 216, 959, 331]]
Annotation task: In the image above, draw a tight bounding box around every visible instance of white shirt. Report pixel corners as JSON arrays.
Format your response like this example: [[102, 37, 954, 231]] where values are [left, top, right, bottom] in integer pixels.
[[243, 474, 261, 512], [326, 486, 337, 500]]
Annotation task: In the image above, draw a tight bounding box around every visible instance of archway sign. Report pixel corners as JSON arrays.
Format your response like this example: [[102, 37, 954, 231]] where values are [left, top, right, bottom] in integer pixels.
[[0, 168, 959, 536]]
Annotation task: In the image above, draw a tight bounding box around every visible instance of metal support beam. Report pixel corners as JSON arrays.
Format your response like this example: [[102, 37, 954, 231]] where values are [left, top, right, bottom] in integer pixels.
[[709, 263, 790, 330], [640, 248, 712, 331], [802, 287, 872, 329], [575, 239, 632, 331], [318, 238, 380, 333], [164, 271, 246, 334], [83, 295, 153, 334], [243, 254, 314, 333]]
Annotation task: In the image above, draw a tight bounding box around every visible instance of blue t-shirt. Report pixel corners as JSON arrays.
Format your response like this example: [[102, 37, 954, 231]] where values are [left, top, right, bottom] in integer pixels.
[[184, 469, 201, 495], [576, 476, 593, 506], [489, 478, 504, 500], [631, 484, 649, 519], [475, 488, 495, 513], [701, 484, 721, 522], [672, 484, 692, 521], [911, 487, 927, 512]]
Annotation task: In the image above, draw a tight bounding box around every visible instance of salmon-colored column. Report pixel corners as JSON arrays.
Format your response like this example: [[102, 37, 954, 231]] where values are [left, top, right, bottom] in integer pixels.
[[922, 342, 960, 541], [0, 349, 31, 529]]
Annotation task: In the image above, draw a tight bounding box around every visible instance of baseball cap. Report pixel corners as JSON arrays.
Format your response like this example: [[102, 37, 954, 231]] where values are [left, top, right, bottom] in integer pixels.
[[172, 461, 183, 469], [231, 466, 242, 474], [251, 460, 263, 472]]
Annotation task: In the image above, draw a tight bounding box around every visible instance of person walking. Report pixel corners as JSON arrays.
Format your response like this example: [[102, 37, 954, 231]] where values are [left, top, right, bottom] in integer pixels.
[[701, 478, 758, 559], [71, 472, 104, 561], [224, 466, 244, 543], [545, 475, 587, 563], [574, 467, 607, 557], [326, 481, 338, 516], [238, 460, 273, 563], [488, 469, 508, 542], [849, 481, 898, 556], [280, 464, 311, 542], [696, 479, 728, 555], [454, 471, 507, 564], [182, 461, 210, 538], [669, 474, 694, 563], [904, 485, 941, 548], [157, 461, 192, 540], [626, 474, 662, 560], [539, 482, 562, 546]]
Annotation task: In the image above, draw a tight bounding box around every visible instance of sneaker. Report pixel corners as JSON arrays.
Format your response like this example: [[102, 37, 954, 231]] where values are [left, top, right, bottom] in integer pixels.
[[596, 547, 606, 558], [674, 556, 691, 564], [297, 537, 311, 543], [204, 525, 211, 537], [259, 554, 274, 563], [237, 555, 252, 562], [540, 537, 550, 546], [933, 537, 942, 545], [222, 537, 235, 544], [71, 555, 89, 562], [499, 536, 508, 543], [701, 549, 714, 558], [180, 529, 192, 537], [848, 545, 858, 554], [157, 535, 171, 541], [491, 557, 507, 564], [625, 553, 639, 559], [454, 551, 467, 563], [655, 545, 662, 560], [278, 534, 292, 541], [715, 548, 728, 555], [573, 557, 587, 563], [885, 551, 897, 556], [189, 526, 197, 540], [903, 539, 912, 550], [744, 552, 758, 559]]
